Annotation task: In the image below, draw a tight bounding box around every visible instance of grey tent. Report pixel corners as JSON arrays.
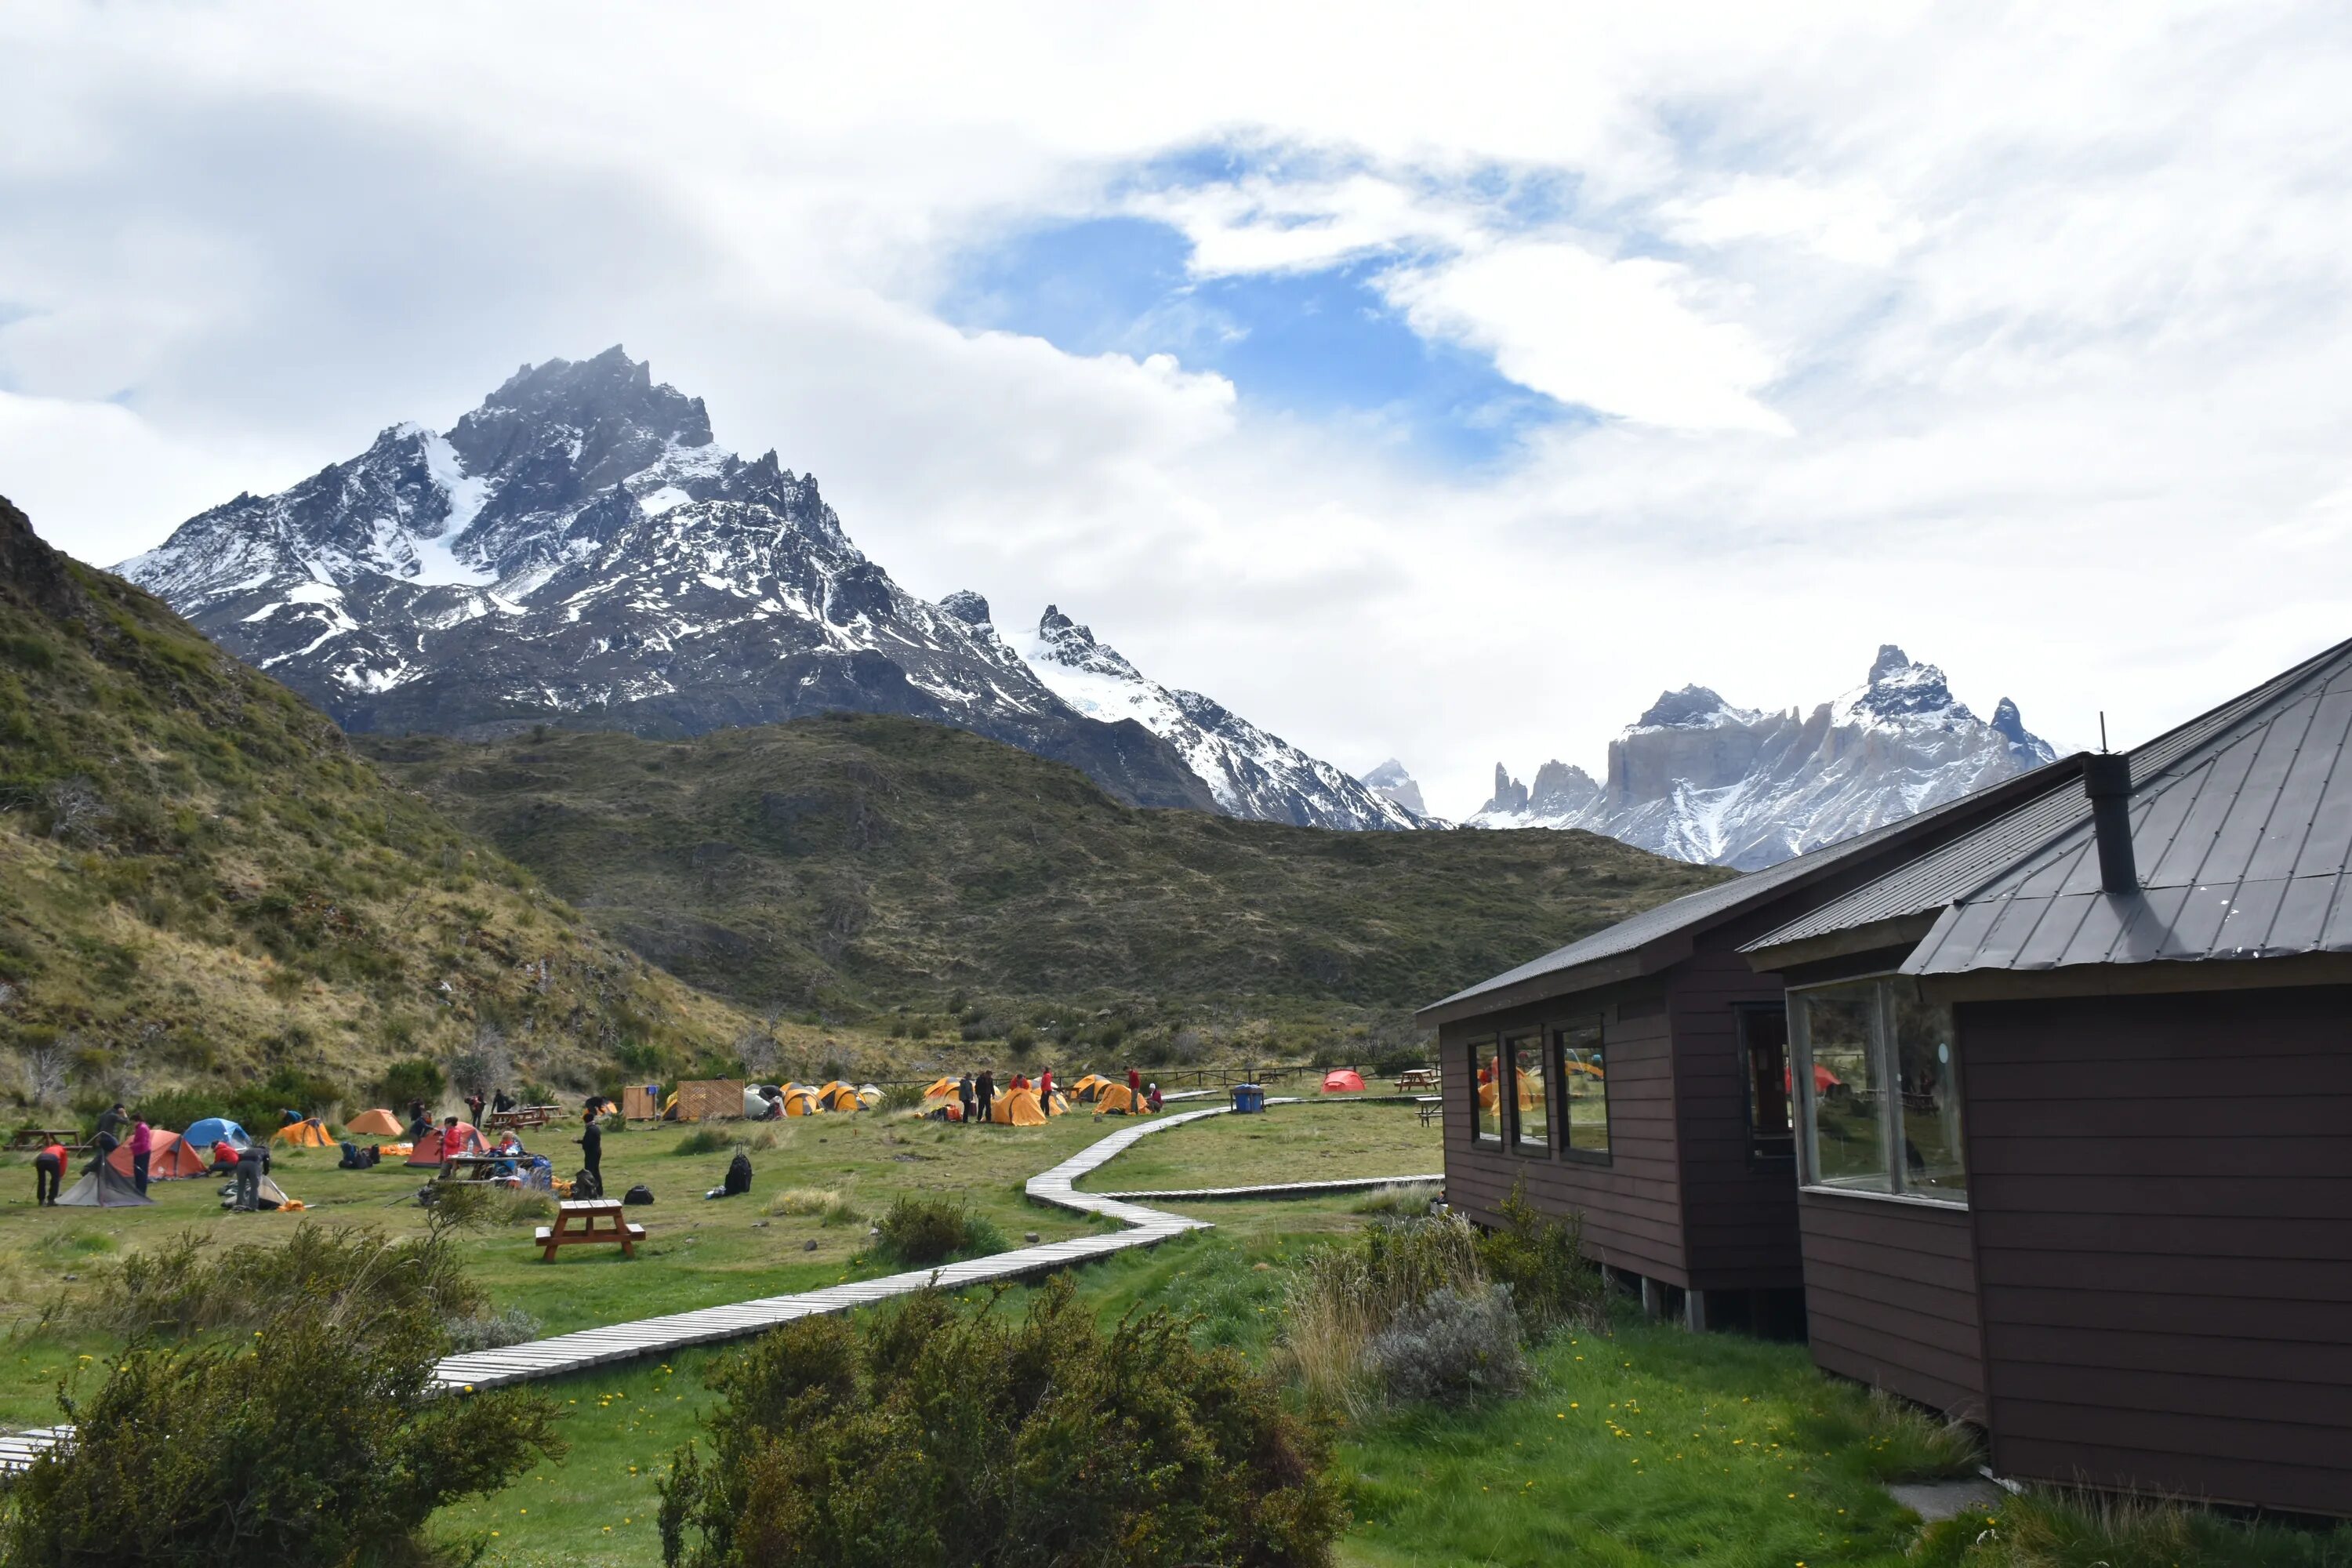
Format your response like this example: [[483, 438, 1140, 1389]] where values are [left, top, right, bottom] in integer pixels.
[[56, 1162, 154, 1208], [221, 1174, 293, 1211]]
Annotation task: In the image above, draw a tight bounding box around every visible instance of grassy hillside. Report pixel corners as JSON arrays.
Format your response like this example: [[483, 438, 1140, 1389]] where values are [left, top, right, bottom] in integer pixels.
[[0, 493, 757, 1110], [368, 714, 1730, 1060]]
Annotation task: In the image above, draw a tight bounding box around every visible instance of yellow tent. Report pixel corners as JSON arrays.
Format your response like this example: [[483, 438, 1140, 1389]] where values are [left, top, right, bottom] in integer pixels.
[[1093, 1083, 1141, 1115], [922, 1077, 960, 1102], [345, 1108, 403, 1137], [274, 1117, 334, 1147], [1070, 1074, 1112, 1102], [1044, 1092, 1071, 1116], [989, 1087, 1047, 1126], [781, 1086, 822, 1116], [816, 1081, 862, 1112], [855, 1083, 882, 1109]]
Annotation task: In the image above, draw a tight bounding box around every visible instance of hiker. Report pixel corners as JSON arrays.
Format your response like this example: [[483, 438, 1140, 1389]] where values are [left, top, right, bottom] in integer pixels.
[[407, 1099, 430, 1139], [466, 1091, 486, 1127], [32, 1140, 65, 1206], [492, 1089, 515, 1115], [1127, 1066, 1142, 1105], [1039, 1068, 1053, 1105], [209, 1139, 241, 1174], [975, 1068, 996, 1126], [279, 1107, 302, 1127], [95, 1103, 126, 1149], [957, 1073, 975, 1125], [234, 1140, 267, 1211], [1147, 1083, 1163, 1113], [575, 1109, 603, 1194], [129, 1116, 153, 1196], [706, 1149, 752, 1200]]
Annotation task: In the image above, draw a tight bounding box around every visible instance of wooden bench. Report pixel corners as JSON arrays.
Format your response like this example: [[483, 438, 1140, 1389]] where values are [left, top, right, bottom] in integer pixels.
[[1394, 1069, 1439, 1094], [7, 1129, 81, 1152], [1417, 1095, 1443, 1127], [485, 1105, 556, 1133], [535, 1198, 643, 1261]]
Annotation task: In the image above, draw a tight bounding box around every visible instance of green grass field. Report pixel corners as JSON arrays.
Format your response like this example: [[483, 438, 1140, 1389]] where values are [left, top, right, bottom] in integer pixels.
[[1074, 1099, 1439, 1192]]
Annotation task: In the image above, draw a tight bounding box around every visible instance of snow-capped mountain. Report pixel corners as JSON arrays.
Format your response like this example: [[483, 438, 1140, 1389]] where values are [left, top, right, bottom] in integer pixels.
[[1007, 607, 1421, 831], [1359, 758, 1427, 818], [1475, 645, 2058, 869], [118, 348, 1218, 810]]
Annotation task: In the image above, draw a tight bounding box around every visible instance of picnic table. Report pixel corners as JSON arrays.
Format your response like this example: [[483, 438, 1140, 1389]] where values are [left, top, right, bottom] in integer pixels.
[[7, 1129, 81, 1152], [485, 1105, 557, 1132], [1417, 1095, 1443, 1127], [535, 1198, 643, 1261], [1395, 1068, 1439, 1094], [438, 1151, 532, 1183]]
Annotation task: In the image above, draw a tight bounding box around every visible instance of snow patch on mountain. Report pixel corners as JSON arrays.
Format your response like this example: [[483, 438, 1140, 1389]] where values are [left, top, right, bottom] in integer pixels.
[[1475, 645, 2058, 868]]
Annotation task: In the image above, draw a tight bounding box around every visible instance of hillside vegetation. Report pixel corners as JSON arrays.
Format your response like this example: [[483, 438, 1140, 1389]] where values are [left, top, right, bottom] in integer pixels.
[[370, 715, 1729, 1058], [0, 493, 753, 1110]]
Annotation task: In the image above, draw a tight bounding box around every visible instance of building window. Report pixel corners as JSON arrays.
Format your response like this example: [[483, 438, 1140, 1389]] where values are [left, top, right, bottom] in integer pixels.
[[1472, 1036, 1504, 1144], [1507, 1031, 1548, 1153], [1788, 978, 1965, 1204], [1738, 1005, 1793, 1163], [1557, 1021, 1608, 1161]]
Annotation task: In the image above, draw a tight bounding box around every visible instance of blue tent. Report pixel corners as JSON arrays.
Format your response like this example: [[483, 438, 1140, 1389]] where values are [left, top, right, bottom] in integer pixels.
[[183, 1117, 249, 1150]]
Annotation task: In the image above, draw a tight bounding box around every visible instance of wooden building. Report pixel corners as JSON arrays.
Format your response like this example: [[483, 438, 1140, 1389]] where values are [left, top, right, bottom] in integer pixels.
[[1416, 760, 2083, 1331], [1742, 636, 2352, 1516]]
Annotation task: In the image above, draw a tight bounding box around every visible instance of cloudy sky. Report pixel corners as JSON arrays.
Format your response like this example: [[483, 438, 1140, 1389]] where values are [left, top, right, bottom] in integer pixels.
[[5, 2, 2351, 817]]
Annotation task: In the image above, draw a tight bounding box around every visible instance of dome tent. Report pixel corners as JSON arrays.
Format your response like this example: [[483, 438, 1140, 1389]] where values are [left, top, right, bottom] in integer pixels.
[[108, 1130, 208, 1180], [345, 1108, 404, 1137], [183, 1117, 249, 1150], [274, 1117, 334, 1147], [989, 1087, 1048, 1126], [815, 1082, 862, 1112], [1322, 1069, 1366, 1093], [56, 1163, 151, 1207]]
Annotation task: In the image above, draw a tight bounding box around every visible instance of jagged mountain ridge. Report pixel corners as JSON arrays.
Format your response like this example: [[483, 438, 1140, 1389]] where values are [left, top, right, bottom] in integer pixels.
[[1007, 607, 1420, 830], [117, 348, 1219, 812], [1359, 758, 1428, 818], [1475, 645, 2059, 869]]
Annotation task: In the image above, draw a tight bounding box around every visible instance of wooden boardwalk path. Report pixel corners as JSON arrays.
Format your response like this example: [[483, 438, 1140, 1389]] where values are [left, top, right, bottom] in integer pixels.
[[2, 1093, 1439, 1472]]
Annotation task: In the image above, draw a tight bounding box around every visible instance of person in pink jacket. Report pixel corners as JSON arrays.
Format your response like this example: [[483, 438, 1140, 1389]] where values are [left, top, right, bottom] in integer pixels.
[[129, 1118, 154, 1196]]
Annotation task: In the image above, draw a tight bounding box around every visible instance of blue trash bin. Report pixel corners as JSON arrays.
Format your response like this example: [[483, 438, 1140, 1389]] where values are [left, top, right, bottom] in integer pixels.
[[1230, 1083, 1265, 1113]]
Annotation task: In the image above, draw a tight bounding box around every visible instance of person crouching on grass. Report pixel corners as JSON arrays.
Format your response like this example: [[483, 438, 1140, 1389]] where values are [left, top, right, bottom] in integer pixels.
[[32, 1140, 65, 1205]]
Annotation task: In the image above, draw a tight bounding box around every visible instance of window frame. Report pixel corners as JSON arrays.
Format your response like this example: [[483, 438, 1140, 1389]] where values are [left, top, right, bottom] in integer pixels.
[[1734, 1002, 1795, 1167], [1787, 975, 1966, 1210], [1467, 1033, 1504, 1147], [1554, 1018, 1611, 1167], [1503, 1028, 1552, 1158]]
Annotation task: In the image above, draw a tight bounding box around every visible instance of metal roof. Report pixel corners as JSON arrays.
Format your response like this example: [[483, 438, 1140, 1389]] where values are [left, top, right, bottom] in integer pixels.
[[1418, 760, 2076, 1021], [1743, 633, 2352, 975]]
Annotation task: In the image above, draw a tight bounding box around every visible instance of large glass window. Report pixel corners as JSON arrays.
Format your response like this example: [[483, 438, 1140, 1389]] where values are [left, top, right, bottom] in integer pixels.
[[1790, 978, 1965, 1204], [1558, 1022, 1608, 1160], [1508, 1031, 1548, 1153], [1738, 1005, 1793, 1163], [1472, 1037, 1504, 1144]]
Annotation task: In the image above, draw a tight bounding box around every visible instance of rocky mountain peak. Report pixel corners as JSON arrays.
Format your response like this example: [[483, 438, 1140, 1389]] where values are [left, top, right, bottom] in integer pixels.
[[1359, 758, 1427, 818], [1848, 645, 1968, 725], [939, 590, 992, 626], [1867, 643, 1913, 684], [1635, 684, 1746, 730]]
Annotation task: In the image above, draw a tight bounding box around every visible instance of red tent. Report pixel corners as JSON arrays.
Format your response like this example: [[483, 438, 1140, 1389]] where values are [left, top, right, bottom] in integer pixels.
[[108, 1130, 209, 1181], [405, 1122, 486, 1167], [1321, 1069, 1366, 1093]]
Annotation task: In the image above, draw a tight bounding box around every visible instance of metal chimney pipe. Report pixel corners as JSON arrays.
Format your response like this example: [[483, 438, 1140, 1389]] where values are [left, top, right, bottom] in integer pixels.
[[2083, 753, 2136, 894]]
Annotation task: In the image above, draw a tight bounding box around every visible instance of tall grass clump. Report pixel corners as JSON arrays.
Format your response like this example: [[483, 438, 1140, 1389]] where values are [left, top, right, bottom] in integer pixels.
[[869, 1195, 1005, 1268], [1283, 1212, 1512, 1415], [673, 1126, 735, 1156], [1858, 1388, 1982, 1481], [1913, 1483, 2352, 1567], [658, 1276, 1343, 1568], [1350, 1181, 1440, 1218]]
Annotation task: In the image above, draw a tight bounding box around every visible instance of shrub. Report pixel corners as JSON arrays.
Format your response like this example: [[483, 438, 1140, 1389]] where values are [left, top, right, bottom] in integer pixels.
[[872, 1082, 926, 1112], [67, 1224, 485, 1341], [1363, 1283, 1528, 1406], [658, 1276, 1343, 1568], [1475, 1179, 1606, 1339], [442, 1304, 543, 1354], [374, 1057, 445, 1110], [674, 1127, 735, 1157], [1283, 1214, 1486, 1414], [2, 1262, 560, 1566], [869, 1195, 1001, 1269]]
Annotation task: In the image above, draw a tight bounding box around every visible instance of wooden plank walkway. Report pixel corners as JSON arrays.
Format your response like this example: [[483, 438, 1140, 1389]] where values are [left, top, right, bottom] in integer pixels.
[[2, 1093, 1445, 1472], [1092, 1173, 1443, 1202]]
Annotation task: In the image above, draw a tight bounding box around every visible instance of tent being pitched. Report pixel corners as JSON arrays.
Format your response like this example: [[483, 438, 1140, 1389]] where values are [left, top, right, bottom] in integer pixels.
[[183, 1117, 248, 1149], [274, 1117, 334, 1147], [108, 1130, 207, 1180], [406, 1123, 485, 1167], [345, 1108, 403, 1137], [57, 1163, 152, 1207], [223, 1175, 296, 1211], [989, 1087, 1047, 1126]]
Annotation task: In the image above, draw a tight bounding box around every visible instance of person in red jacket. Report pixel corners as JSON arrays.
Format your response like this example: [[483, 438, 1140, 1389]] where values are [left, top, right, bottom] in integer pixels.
[[1038, 1069, 1054, 1105], [1127, 1066, 1142, 1105], [32, 1142, 65, 1205]]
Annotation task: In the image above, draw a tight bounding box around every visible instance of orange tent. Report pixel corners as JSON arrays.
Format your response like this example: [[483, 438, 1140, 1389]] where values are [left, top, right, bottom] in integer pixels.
[[1477, 1069, 1544, 1112], [815, 1081, 862, 1112], [109, 1130, 207, 1181], [922, 1077, 959, 1102], [780, 1085, 822, 1116], [1322, 1069, 1366, 1093], [1070, 1074, 1112, 1102], [274, 1117, 334, 1147], [989, 1087, 1048, 1126], [1093, 1083, 1141, 1115], [346, 1108, 403, 1136], [406, 1122, 485, 1167]]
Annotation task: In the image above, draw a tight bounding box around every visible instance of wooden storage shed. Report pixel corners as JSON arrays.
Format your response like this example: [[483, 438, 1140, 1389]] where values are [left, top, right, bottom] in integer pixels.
[[1742, 634, 2352, 1516], [1416, 759, 2082, 1331]]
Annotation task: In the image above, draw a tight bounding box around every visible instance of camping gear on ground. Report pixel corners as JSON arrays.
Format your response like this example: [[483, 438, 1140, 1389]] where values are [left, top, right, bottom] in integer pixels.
[[406, 1122, 486, 1167], [706, 1150, 753, 1200], [107, 1130, 207, 1180], [183, 1117, 249, 1150], [1231, 1083, 1266, 1114], [337, 1142, 381, 1170], [274, 1116, 334, 1148], [742, 1086, 779, 1120], [1322, 1069, 1366, 1094], [56, 1163, 152, 1207], [345, 1108, 403, 1137], [989, 1087, 1048, 1126], [623, 1183, 654, 1205], [573, 1167, 603, 1200], [225, 1174, 295, 1212]]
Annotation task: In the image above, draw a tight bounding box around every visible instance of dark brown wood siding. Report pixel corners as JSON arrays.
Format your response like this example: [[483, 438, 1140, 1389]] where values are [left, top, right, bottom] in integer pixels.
[[1441, 978, 1687, 1284], [1670, 931, 1804, 1291], [1798, 1190, 1984, 1419], [1961, 985, 2352, 1516]]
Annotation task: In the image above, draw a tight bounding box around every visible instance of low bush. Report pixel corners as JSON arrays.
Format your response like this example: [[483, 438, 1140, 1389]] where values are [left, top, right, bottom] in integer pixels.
[[658, 1276, 1343, 1568], [372, 1056, 445, 1111], [871, 1082, 926, 1112], [1283, 1214, 1486, 1414], [1912, 1483, 2352, 1567], [1363, 1283, 1528, 1406], [443, 1304, 543, 1354], [869, 1195, 1004, 1268], [1350, 1181, 1440, 1218], [673, 1127, 735, 1156], [67, 1224, 484, 1341], [1476, 1179, 1607, 1339], [2, 1262, 560, 1565]]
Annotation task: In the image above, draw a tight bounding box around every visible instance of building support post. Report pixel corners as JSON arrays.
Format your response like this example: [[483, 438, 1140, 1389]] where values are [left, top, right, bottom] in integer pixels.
[[1683, 1289, 1708, 1332], [1640, 1276, 1664, 1320]]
